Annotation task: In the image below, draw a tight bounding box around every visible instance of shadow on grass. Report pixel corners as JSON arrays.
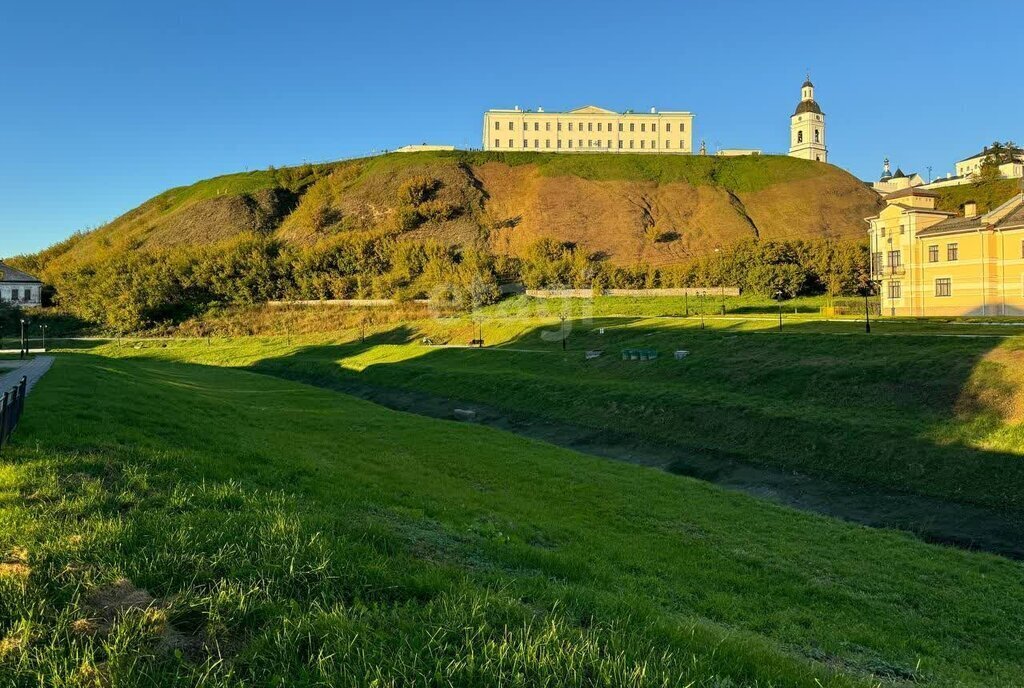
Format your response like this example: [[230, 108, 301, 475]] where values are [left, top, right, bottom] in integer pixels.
[[231, 317, 1024, 558]]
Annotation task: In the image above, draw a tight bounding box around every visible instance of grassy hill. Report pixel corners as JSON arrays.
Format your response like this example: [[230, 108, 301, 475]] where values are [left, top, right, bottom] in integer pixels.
[[23, 151, 884, 276], [4, 344, 1024, 686], [932, 177, 1023, 214]]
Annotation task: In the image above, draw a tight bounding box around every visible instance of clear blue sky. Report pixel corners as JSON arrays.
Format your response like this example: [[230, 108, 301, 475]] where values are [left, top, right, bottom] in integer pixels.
[[2, 0, 1021, 257]]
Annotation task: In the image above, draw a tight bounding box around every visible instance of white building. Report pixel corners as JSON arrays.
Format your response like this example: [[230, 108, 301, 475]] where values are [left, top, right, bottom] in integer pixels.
[[0, 262, 43, 307], [871, 158, 925, 194], [789, 78, 827, 162], [482, 105, 694, 154]]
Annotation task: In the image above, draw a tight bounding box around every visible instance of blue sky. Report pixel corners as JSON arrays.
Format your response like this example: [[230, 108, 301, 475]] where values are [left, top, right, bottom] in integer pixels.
[[2, 0, 1021, 257]]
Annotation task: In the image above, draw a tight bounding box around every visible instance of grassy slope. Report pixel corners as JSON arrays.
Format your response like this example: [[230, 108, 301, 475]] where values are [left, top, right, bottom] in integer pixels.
[[123, 311, 1024, 513], [933, 178, 1022, 214], [2, 351, 1024, 686], [20, 151, 882, 277]]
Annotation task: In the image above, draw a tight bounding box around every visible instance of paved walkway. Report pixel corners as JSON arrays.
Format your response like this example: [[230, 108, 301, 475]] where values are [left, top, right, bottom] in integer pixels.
[[0, 356, 54, 396]]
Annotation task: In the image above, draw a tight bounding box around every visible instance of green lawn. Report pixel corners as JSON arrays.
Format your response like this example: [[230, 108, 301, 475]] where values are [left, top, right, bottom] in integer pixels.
[[117, 313, 1024, 514], [2, 350, 1024, 686]]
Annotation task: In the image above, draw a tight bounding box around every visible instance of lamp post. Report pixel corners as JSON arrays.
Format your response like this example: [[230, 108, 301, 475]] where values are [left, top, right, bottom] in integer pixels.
[[560, 315, 567, 350], [19, 318, 27, 359], [863, 279, 879, 334], [699, 291, 705, 330], [40, 324, 47, 352], [774, 290, 784, 331]]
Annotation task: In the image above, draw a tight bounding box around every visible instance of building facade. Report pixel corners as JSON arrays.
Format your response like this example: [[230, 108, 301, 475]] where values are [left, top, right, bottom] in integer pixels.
[[867, 189, 1024, 316], [0, 262, 43, 308], [789, 78, 827, 162], [871, 158, 925, 194], [482, 105, 694, 154]]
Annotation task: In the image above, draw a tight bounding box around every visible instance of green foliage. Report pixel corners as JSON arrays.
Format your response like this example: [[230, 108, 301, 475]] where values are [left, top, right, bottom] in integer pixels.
[[934, 177, 1022, 214]]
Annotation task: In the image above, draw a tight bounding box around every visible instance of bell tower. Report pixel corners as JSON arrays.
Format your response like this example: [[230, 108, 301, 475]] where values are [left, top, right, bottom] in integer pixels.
[[789, 76, 827, 162]]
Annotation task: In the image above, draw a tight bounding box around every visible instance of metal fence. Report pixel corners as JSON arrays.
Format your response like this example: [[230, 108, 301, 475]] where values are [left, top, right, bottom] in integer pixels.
[[0, 376, 28, 451]]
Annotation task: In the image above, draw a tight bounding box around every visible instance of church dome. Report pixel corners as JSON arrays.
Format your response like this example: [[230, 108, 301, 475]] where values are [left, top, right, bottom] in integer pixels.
[[802, 78, 814, 88], [793, 100, 823, 116]]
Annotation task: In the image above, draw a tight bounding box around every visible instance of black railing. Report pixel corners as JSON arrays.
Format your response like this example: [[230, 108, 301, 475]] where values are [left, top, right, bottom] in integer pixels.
[[0, 376, 28, 451]]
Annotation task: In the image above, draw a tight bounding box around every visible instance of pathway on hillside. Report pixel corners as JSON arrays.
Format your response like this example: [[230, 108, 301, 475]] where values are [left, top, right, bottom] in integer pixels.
[[0, 356, 55, 396]]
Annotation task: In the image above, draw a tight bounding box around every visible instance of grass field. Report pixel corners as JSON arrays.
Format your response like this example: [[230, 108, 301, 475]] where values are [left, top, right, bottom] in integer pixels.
[[3, 347, 1024, 686], [108, 308, 1024, 514]]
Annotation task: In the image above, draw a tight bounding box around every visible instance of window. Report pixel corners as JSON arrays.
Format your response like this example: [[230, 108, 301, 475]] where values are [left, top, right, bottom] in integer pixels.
[[508, 121, 513, 130], [680, 140, 685, 149], [640, 140, 645, 149], [871, 251, 882, 272], [899, 224, 905, 235], [666, 141, 671, 149], [568, 122, 573, 131], [494, 139, 500, 148], [666, 123, 671, 132], [587, 123, 592, 132], [651, 140, 656, 149], [534, 139, 539, 148], [629, 140, 634, 149], [545, 122, 550, 131], [508, 139, 513, 148], [23, 289, 30, 301], [568, 139, 573, 148], [557, 123, 562, 131], [618, 140, 623, 149], [9, 290, 18, 303], [928, 245, 939, 262], [652, 123, 657, 132], [640, 123, 646, 132], [629, 123, 635, 132], [578, 139, 582, 147], [888, 250, 901, 267], [947, 243, 959, 261], [618, 123, 623, 132], [814, 129, 820, 143], [681, 123, 685, 132], [523, 139, 528, 148], [888, 281, 902, 299], [495, 121, 501, 130], [606, 140, 611, 148], [797, 131, 804, 143], [935, 278, 951, 297], [880, 228, 886, 237], [587, 140, 592, 147], [1021, 239, 1024, 258], [545, 139, 550, 148], [597, 123, 602, 132], [557, 140, 562, 149]]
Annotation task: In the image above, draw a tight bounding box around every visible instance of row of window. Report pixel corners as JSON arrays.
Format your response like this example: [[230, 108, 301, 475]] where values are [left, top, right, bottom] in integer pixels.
[[887, 279, 952, 299], [495, 139, 687, 150], [495, 120, 684, 133], [0, 288, 34, 302], [873, 243, 960, 269], [795, 129, 821, 144]]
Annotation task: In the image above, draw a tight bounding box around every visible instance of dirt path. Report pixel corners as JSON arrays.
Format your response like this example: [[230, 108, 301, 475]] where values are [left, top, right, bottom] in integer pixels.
[[301, 376, 1024, 560]]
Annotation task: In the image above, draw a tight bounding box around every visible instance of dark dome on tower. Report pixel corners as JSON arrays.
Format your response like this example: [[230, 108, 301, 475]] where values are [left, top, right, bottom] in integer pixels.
[[793, 100, 823, 116]]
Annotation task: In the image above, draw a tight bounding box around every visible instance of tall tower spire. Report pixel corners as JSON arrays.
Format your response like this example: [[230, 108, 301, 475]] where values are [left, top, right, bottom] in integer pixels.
[[789, 76, 827, 163]]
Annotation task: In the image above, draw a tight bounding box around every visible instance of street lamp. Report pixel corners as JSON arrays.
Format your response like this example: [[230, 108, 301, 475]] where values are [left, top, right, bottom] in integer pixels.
[[40, 324, 47, 352], [560, 315, 567, 350], [774, 290, 784, 331], [19, 318, 27, 359], [699, 291, 705, 330], [863, 279, 879, 334]]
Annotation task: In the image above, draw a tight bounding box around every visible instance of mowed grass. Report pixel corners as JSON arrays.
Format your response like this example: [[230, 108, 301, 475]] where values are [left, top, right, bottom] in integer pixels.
[[126, 313, 1024, 513], [2, 352, 1024, 685]]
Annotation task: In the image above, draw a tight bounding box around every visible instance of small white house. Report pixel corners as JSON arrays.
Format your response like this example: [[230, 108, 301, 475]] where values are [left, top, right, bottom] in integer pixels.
[[0, 261, 43, 307]]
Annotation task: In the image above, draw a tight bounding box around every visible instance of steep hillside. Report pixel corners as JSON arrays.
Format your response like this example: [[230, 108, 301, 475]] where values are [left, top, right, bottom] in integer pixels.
[[933, 177, 1023, 214], [27, 151, 883, 275]]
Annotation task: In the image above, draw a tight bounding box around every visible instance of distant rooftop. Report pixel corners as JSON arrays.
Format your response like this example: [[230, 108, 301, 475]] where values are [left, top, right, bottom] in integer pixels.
[[0, 261, 42, 284]]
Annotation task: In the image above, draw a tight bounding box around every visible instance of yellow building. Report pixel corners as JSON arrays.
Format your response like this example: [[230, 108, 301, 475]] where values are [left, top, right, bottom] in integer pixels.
[[867, 188, 1024, 316], [481, 105, 694, 154]]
